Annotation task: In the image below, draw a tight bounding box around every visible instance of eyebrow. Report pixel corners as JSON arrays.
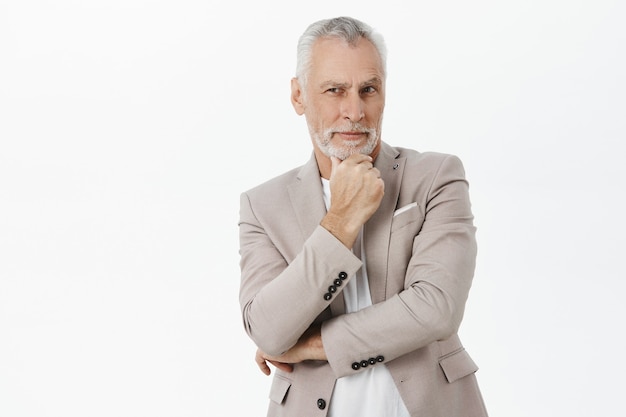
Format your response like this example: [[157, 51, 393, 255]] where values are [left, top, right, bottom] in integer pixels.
[[319, 80, 350, 90], [319, 77, 383, 90], [360, 77, 383, 88]]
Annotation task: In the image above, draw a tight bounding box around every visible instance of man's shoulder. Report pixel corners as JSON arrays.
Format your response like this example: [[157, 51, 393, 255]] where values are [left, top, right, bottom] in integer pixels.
[[390, 145, 460, 168], [242, 164, 305, 199], [384, 144, 467, 184]]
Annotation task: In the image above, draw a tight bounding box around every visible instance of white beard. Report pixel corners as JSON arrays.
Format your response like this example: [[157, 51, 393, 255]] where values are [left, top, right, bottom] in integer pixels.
[[310, 123, 379, 160]]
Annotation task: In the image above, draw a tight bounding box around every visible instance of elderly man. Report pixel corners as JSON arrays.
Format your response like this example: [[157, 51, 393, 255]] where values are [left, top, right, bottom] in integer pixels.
[[238, 16, 488, 417]]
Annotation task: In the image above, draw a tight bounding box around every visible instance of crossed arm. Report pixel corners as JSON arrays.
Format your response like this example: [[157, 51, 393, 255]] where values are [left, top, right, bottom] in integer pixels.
[[240, 153, 476, 377], [255, 324, 325, 375]]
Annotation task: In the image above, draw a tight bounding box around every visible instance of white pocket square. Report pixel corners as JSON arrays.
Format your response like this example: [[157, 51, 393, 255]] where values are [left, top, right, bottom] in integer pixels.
[[393, 202, 417, 217]]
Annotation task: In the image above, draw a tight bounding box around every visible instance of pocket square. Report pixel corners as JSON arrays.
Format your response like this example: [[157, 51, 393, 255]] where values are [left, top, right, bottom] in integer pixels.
[[393, 202, 418, 216]]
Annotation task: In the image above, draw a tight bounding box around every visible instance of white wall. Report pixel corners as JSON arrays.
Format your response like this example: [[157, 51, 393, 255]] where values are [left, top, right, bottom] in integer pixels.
[[1, 1, 624, 416]]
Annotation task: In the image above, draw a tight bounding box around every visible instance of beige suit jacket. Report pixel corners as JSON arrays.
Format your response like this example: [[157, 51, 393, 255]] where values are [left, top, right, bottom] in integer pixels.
[[239, 142, 488, 417]]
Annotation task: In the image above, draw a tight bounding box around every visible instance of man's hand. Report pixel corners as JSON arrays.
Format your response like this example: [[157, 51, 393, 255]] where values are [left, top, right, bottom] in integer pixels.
[[321, 154, 384, 248], [255, 325, 326, 376], [255, 348, 295, 376]]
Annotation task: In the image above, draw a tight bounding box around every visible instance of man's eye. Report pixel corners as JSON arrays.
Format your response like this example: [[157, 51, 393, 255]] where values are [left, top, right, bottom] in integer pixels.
[[362, 86, 377, 94], [326, 88, 341, 94]]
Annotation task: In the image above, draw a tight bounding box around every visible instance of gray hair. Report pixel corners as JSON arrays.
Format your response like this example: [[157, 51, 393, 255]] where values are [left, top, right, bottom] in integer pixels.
[[295, 16, 387, 87]]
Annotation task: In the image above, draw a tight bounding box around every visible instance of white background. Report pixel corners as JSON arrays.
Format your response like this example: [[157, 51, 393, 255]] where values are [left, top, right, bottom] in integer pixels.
[[1, 1, 625, 416]]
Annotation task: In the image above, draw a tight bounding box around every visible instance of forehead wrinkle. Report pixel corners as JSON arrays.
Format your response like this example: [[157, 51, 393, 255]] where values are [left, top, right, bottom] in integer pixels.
[[361, 76, 383, 87]]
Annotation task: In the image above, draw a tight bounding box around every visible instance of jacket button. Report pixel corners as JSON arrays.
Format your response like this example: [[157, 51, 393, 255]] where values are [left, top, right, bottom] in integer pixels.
[[368, 357, 376, 365], [323, 293, 332, 301], [360, 360, 369, 368], [376, 355, 385, 363], [328, 285, 337, 293], [317, 398, 326, 410], [338, 271, 348, 280], [351, 362, 360, 370], [333, 278, 342, 286]]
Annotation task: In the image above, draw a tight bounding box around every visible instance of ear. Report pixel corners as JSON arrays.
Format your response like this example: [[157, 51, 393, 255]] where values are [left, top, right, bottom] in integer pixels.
[[290, 77, 305, 115]]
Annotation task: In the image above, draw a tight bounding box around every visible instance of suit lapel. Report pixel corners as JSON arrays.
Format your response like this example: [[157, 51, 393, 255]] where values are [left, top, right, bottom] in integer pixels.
[[365, 143, 404, 304], [287, 153, 327, 242]]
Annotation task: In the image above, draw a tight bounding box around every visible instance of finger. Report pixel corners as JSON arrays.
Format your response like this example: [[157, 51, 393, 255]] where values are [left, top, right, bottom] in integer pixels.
[[356, 160, 374, 174], [354, 155, 374, 170], [330, 156, 343, 181], [257, 359, 271, 376], [255, 350, 272, 376], [268, 360, 294, 373]]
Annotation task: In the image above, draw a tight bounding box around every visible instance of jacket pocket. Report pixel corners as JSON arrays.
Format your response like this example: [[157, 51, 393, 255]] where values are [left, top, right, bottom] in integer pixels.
[[390, 203, 423, 233], [269, 374, 292, 405], [438, 348, 479, 383]]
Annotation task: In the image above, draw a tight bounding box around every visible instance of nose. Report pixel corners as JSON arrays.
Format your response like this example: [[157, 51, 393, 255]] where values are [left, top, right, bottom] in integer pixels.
[[341, 92, 364, 122]]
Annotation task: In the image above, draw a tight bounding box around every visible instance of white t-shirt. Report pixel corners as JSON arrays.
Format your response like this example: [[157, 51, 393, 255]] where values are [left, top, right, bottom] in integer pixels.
[[321, 178, 410, 417]]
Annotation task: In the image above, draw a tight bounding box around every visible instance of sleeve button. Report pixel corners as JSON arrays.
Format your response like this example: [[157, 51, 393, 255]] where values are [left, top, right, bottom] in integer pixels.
[[323, 293, 332, 301], [351, 362, 360, 370], [338, 271, 348, 280]]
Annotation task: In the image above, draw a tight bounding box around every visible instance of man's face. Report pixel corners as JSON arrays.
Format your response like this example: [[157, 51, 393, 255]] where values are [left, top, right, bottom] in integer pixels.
[[292, 36, 385, 161]]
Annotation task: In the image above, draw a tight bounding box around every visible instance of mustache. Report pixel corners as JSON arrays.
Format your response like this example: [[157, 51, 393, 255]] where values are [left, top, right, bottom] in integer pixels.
[[330, 123, 376, 135]]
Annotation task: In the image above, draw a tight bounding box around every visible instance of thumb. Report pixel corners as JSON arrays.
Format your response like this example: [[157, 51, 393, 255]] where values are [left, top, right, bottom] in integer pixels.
[[330, 156, 341, 178]]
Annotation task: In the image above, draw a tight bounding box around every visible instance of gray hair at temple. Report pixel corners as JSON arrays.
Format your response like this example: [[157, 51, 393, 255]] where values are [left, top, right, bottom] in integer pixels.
[[295, 16, 387, 88]]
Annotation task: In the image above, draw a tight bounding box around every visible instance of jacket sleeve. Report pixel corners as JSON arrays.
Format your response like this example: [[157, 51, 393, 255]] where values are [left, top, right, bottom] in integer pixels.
[[321, 154, 478, 378], [238, 192, 362, 356]]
